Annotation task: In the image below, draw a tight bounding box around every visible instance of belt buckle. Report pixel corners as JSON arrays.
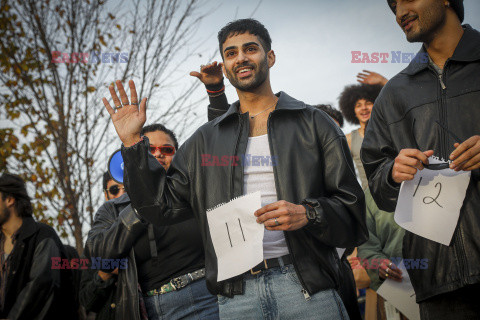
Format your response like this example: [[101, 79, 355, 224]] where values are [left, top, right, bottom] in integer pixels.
[[171, 276, 187, 290], [250, 259, 268, 275]]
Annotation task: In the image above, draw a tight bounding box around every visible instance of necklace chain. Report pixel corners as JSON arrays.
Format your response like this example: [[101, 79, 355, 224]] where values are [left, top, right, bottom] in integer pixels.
[[249, 101, 278, 119]]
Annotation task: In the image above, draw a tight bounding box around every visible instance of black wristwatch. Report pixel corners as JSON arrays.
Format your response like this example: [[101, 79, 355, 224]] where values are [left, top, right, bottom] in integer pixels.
[[301, 199, 318, 226]]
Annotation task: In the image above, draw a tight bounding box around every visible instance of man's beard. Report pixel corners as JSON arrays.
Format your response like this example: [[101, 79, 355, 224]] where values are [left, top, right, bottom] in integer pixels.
[[405, 3, 446, 43], [0, 207, 11, 226], [226, 57, 269, 91]]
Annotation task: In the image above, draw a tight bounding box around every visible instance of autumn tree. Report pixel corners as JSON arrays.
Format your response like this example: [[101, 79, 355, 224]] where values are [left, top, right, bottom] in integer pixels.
[[0, 0, 210, 254]]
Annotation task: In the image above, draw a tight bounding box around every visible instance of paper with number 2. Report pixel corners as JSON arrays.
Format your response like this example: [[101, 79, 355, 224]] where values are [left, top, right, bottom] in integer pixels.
[[207, 192, 264, 281], [395, 157, 471, 245]]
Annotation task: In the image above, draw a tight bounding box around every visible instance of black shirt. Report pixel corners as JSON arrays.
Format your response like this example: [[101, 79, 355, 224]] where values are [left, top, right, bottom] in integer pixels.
[[134, 218, 204, 292]]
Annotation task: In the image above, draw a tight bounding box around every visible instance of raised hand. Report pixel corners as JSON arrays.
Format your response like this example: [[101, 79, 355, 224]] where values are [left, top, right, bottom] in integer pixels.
[[103, 80, 147, 147], [189, 61, 224, 86], [357, 70, 388, 86]]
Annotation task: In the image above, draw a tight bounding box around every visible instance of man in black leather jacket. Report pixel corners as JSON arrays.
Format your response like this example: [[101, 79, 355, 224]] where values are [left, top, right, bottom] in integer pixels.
[[0, 173, 77, 320], [104, 19, 367, 319], [362, 1, 480, 318]]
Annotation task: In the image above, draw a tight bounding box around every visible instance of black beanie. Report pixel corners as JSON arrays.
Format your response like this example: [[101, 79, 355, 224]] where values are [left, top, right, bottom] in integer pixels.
[[386, 0, 464, 23], [0, 173, 30, 201]]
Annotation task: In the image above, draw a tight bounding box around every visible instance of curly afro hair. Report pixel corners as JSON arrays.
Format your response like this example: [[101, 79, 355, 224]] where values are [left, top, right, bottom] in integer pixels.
[[338, 84, 383, 125]]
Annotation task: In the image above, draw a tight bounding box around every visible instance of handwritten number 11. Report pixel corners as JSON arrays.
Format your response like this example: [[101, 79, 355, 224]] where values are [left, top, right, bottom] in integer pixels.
[[225, 219, 246, 248]]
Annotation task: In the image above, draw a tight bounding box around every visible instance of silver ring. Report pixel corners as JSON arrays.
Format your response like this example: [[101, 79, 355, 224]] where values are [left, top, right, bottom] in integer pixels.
[[131, 102, 139, 106], [274, 218, 280, 226], [388, 262, 393, 268], [386, 267, 390, 274], [114, 105, 123, 111]]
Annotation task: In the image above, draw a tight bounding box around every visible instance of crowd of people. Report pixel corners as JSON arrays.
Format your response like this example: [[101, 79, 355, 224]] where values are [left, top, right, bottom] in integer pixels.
[[2, 0, 479, 319]]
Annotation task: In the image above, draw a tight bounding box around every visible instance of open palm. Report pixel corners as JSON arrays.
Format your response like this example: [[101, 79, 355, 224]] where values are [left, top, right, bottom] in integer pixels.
[[103, 80, 147, 147], [189, 61, 224, 86]]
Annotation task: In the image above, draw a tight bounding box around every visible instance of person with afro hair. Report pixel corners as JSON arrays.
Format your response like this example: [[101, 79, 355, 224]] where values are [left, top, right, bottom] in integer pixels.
[[339, 82, 384, 189]]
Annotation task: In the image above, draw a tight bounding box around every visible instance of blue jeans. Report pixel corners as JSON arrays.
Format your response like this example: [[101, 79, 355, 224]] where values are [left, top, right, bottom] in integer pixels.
[[218, 264, 349, 319], [144, 279, 219, 320]]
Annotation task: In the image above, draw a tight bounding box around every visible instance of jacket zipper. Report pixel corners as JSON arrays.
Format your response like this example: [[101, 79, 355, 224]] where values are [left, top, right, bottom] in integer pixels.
[[435, 61, 468, 285], [232, 114, 246, 197], [267, 111, 311, 301]]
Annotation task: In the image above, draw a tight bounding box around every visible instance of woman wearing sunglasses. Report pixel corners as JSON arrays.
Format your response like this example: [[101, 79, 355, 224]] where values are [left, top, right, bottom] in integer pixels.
[[85, 123, 220, 320], [85, 62, 228, 320]]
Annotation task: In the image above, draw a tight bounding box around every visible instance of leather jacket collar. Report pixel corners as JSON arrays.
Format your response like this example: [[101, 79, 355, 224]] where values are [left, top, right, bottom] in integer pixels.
[[213, 91, 306, 126], [404, 24, 480, 76], [15, 216, 37, 242]]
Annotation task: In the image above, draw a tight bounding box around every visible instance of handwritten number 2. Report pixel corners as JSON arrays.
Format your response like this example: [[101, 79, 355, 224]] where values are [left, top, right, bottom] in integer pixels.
[[423, 182, 443, 208], [413, 178, 443, 208]]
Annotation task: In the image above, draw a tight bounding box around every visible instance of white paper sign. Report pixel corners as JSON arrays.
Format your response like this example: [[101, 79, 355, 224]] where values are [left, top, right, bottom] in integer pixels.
[[377, 261, 420, 320], [394, 158, 470, 245], [206, 192, 264, 281]]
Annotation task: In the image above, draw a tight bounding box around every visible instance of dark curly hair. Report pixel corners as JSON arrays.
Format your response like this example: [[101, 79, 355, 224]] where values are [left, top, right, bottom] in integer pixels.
[[313, 104, 344, 128], [218, 19, 272, 59], [338, 84, 383, 125]]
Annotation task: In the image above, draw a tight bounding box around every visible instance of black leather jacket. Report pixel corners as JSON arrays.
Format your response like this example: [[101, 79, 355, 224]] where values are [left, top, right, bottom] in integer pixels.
[[361, 25, 480, 302], [1, 217, 77, 320], [86, 195, 144, 320], [122, 91, 368, 296]]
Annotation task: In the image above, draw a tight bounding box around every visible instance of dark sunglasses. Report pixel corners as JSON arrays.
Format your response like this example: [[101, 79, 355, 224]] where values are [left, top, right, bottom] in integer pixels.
[[149, 145, 176, 156], [106, 185, 124, 196]]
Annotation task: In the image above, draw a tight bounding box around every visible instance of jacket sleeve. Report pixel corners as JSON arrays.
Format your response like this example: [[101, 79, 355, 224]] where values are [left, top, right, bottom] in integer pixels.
[[121, 137, 194, 226], [79, 247, 116, 313], [303, 128, 368, 248], [87, 202, 146, 260], [361, 91, 401, 212], [206, 81, 229, 122], [8, 238, 60, 319], [357, 204, 389, 291]]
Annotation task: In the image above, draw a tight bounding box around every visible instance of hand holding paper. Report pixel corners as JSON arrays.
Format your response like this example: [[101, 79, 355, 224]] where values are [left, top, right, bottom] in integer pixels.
[[449, 135, 480, 171], [394, 156, 471, 245], [207, 192, 264, 281], [391, 149, 434, 184], [377, 260, 420, 320]]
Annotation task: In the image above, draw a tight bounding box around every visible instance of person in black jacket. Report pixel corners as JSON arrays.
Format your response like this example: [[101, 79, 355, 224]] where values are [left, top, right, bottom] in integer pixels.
[[0, 173, 77, 320], [362, 1, 480, 319], [104, 18, 367, 319], [83, 64, 227, 320], [79, 172, 126, 320]]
